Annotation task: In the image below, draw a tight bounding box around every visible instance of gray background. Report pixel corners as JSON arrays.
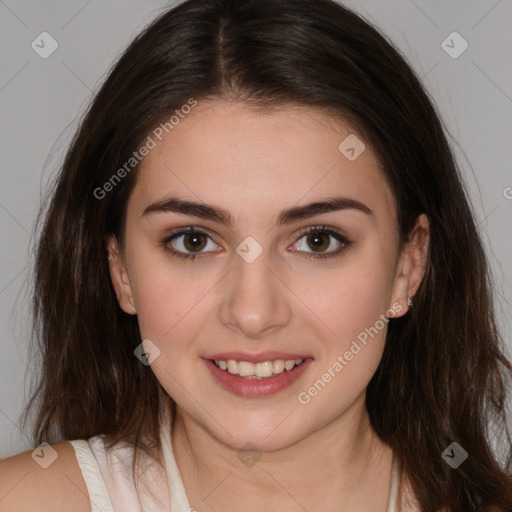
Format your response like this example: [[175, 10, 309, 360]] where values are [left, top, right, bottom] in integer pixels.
[[0, 0, 511, 458]]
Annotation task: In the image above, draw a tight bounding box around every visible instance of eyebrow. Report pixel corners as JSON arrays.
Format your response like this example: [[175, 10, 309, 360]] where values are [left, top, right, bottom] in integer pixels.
[[142, 196, 373, 226]]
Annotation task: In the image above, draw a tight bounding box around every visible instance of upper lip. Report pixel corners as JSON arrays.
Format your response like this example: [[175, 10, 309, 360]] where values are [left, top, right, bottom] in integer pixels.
[[204, 351, 312, 364]]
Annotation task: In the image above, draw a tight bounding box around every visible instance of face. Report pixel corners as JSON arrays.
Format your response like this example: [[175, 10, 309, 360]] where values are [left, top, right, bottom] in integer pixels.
[[108, 99, 428, 451]]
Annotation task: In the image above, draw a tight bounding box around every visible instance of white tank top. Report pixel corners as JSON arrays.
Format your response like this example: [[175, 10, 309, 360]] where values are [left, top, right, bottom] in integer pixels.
[[67, 413, 402, 512]]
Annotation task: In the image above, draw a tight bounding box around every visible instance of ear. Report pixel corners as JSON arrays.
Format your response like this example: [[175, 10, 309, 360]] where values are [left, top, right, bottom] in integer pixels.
[[106, 235, 137, 315], [389, 213, 430, 318]]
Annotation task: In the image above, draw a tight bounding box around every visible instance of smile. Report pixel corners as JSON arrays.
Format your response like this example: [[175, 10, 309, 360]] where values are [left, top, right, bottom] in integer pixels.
[[213, 358, 304, 378], [203, 356, 313, 397]]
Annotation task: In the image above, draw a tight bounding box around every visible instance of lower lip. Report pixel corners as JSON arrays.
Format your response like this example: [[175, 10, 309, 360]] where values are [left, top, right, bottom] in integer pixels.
[[203, 358, 313, 398]]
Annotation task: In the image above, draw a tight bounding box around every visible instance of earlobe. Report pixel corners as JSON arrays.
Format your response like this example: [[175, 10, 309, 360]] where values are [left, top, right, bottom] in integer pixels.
[[106, 235, 137, 315]]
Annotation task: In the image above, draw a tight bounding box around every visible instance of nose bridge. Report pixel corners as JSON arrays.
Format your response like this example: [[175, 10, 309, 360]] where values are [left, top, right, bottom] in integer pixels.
[[218, 240, 291, 338]]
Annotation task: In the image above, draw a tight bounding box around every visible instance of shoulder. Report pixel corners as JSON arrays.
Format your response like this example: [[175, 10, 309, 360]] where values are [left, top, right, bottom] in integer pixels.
[[0, 441, 90, 512]]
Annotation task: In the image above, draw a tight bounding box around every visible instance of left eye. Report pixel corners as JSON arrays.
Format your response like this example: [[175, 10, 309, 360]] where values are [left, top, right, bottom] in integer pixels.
[[291, 227, 350, 258], [292, 229, 343, 254]]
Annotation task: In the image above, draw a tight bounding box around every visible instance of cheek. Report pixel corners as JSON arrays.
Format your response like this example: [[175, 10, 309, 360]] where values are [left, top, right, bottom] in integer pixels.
[[127, 251, 193, 348], [293, 250, 394, 346], [128, 253, 218, 368], [294, 265, 392, 414], [136, 290, 201, 359], [132, 272, 177, 338], [293, 253, 394, 407]]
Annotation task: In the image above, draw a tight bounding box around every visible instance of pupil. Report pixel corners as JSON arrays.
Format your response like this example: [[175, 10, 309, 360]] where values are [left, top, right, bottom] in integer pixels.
[[185, 233, 205, 251], [309, 234, 328, 251]]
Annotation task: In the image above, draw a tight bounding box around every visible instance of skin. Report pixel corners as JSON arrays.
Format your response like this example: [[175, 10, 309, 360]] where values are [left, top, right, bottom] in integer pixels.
[[107, 99, 430, 511]]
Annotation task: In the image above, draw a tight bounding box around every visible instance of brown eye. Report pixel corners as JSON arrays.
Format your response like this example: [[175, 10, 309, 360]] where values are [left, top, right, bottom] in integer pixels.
[[162, 227, 220, 260], [290, 226, 352, 260], [306, 233, 330, 252], [182, 232, 208, 252]]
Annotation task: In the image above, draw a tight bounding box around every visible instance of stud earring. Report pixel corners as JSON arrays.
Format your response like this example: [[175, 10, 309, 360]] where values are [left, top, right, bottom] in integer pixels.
[[407, 295, 413, 307]]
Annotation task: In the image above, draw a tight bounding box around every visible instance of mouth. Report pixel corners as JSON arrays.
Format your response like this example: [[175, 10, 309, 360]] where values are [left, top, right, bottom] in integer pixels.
[[202, 355, 313, 398], [212, 357, 306, 378]]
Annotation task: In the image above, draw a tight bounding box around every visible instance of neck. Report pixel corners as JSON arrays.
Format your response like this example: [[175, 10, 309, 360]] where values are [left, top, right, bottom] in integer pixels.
[[170, 393, 396, 511]]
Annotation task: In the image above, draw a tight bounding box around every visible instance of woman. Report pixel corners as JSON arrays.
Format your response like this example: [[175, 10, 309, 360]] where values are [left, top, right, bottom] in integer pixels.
[[1, 0, 511, 510]]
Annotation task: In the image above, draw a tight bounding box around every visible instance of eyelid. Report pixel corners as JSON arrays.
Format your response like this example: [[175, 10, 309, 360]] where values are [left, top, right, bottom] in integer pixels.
[[293, 224, 348, 241]]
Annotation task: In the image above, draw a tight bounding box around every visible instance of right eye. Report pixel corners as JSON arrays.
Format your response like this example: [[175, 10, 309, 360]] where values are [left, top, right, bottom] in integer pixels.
[[161, 227, 221, 260]]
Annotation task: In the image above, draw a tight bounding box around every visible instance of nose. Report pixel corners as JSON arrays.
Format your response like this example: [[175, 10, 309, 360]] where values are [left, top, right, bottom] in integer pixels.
[[218, 249, 292, 340]]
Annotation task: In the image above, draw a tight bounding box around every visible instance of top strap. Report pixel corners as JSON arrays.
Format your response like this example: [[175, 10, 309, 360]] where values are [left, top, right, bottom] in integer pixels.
[[66, 439, 115, 512], [160, 407, 193, 512]]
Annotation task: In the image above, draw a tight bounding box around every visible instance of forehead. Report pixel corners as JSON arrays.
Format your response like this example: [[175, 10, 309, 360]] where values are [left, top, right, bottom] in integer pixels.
[[130, 100, 396, 226]]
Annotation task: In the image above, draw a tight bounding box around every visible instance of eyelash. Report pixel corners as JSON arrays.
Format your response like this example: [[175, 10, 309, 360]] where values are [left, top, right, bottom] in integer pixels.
[[161, 225, 352, 262]]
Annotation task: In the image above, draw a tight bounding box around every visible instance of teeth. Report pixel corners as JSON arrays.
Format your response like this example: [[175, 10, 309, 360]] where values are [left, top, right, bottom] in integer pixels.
[[214, 358, 304, 378], [284, 360, 296, 371], [273, 359, 285, 373]]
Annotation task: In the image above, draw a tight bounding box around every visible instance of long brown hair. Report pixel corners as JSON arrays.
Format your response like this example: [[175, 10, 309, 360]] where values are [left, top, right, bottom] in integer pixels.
[[21, 0, 512, 509]]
